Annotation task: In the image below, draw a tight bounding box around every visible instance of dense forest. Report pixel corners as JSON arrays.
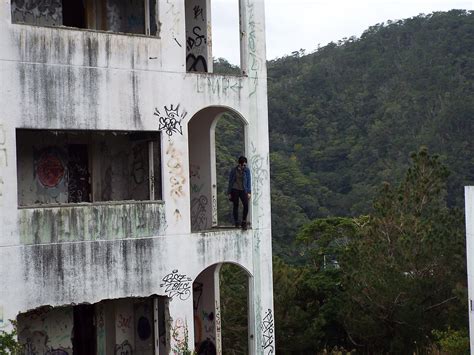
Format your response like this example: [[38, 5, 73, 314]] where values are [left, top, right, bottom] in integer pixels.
[[215, 9, 473, 354]]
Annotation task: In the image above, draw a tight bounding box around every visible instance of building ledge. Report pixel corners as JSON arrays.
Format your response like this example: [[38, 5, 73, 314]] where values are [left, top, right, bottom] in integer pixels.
[[18, 200, 165, 245]]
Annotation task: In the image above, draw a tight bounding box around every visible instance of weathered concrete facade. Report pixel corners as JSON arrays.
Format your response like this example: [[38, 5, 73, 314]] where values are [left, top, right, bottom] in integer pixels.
[[0, 0, 274, 354]]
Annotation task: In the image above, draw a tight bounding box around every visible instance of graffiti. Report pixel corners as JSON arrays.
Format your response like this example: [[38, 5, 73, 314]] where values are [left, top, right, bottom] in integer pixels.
[[23, 330, 50, 355], [137, 316, 152, 341], [261, 309, 275, 354], [202, 310, 215, 336], [67, 145, 90, 203], [174, 209, 182, 221], [131, 143, 147, 185], [250, 143, 269, 205], [247, 0, 260, 97], [196, 76, 243, 96], [171, 318, 188, 353], [115, 340, 133, 355], [191, 183, 204, 194], [155, 104, 186, 137], [36, 150, 65, 188], [166, 141, 186, 201], [212, 192, 218, 226], [187, 54, 208, 72], [117, 314, 132, 333], [160, 270, 193, 301], [215, 300, 222, 353], [187, 26, 206, 51], [193, 5, 204, 20], [191, 195, 208, 230], [190, 164, 201, 179], [11, 0, 62, 25]]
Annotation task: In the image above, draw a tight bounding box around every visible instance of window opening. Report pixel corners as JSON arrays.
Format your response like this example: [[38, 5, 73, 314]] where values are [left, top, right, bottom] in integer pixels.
[[211, 0, 241, 74], [16, 129, 162, 207], [11, 0, 158, 36], [16, 296, 169, 355]]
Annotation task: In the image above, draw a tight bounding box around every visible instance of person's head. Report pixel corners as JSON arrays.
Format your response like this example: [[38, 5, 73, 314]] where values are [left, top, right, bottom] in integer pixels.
[[238, 156, 247, 167]]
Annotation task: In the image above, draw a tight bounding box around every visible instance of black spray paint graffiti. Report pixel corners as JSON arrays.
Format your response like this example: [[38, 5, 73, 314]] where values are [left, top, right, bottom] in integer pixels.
[[191, 195, 208, 230], [196, 76, 243, 96], [193, 5, 204, 20], [187, 26, 206, 51], [250, 143, 269, 205], [160, 270, 193, 301], [115, 340, 133, 355], [187, 54, 208, 72], [12, 0, 62, 24], [261, 309, 275, 354], [155, 104, 187, 137]]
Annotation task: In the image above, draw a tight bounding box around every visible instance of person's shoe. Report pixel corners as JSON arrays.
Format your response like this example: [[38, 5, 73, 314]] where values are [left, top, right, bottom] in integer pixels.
[[241, 221, 247, 230]]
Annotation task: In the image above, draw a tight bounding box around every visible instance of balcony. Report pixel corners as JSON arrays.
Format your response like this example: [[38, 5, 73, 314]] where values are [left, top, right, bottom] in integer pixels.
[[18, 200, 165, 245]]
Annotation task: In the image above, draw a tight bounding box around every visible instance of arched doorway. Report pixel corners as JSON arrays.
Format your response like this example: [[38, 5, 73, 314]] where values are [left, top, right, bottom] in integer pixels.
[[193, 263, 251, 354], [188, 107, 247, 232]]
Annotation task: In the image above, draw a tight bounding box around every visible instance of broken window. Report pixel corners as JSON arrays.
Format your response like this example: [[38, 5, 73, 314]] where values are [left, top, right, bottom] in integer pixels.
[[17, 296, 169, 355], [16, 129, 162, 206], [11, 0, 158, 36]]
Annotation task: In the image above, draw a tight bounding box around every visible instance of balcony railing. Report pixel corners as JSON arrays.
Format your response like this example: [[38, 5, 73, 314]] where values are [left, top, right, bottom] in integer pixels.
[[19, 201, 165, 245]]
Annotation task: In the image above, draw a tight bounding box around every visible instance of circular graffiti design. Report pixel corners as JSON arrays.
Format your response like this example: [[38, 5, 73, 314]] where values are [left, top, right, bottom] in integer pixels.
[[37, 152, 65, 188]]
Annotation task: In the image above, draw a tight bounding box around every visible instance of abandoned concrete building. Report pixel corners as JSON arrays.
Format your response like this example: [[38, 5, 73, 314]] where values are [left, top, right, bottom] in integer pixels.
[[0, 0, 274, 353]]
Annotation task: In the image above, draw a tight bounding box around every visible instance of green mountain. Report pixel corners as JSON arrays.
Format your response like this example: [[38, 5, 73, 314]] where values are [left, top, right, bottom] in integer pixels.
[[266, 9, 474, 255]]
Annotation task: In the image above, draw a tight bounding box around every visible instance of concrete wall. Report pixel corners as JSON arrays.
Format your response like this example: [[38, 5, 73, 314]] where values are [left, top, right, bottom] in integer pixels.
[[17, 306, 74, 355], [0, 0, 275, 353], [466, 187, 474, 353]]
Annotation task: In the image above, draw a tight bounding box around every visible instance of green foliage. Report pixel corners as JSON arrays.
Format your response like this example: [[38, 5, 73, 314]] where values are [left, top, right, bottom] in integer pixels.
[[272, 149, 468, 353], [433, 328, 470, 354], [0, 321, 21, 355], [220, 264, 248, 355], [267, 10, 474, 254]]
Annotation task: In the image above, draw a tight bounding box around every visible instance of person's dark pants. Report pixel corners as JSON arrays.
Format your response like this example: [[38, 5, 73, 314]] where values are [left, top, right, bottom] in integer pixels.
[[231, 189, 248, 224]]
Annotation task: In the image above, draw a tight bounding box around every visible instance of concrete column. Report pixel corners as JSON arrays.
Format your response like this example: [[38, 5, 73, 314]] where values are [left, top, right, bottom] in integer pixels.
[[465, 187, 474, 353]]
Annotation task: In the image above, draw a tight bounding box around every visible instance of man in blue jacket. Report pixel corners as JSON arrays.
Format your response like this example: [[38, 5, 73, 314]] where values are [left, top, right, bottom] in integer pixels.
[[228, 156, 251, 230]]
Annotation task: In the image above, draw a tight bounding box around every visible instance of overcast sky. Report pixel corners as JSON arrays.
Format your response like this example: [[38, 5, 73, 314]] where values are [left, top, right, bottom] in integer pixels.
[[211, 0, 473, 64]]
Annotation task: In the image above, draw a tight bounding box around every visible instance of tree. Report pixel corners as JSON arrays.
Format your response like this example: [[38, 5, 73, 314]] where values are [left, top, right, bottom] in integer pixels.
[[340, 148, 467, 353]]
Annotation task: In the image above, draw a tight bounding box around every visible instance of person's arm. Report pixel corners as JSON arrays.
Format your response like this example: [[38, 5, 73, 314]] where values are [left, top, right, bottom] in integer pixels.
[[245, 168, 251, 195]]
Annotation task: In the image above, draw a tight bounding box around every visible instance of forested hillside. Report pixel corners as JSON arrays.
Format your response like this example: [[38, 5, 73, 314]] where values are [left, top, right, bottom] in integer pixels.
[[266, 10, 474, 256]]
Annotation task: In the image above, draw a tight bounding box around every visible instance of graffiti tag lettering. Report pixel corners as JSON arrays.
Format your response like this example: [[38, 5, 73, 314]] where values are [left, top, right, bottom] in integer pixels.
[[155, 104, 187, 137], [160, 270, 193, 300], [261, 309, 274, 354]]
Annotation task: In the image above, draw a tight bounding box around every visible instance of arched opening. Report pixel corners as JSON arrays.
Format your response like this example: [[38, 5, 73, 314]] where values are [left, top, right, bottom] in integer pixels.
[[193, 263, 251, 354], [188, 107, 246, 232], [185, 0, 242, 73]]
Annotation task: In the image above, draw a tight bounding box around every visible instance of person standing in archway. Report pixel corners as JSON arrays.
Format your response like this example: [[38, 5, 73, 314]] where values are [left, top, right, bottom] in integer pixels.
[[228, 156, 251, 230]]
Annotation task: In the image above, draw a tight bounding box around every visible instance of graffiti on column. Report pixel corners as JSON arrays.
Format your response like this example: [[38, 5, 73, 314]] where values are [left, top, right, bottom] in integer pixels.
[[261, 309, 275, 354], [250, 143, 269, 205], [247, 0, 261, 97], [160, 269, 193, 301], [186, 0, 208, 72], [115, 340, 133, 355], [191, 195, 208, 230], [171, 318, 189, 353], [166, 141, 186, 201], [155, 104, 187, 137]]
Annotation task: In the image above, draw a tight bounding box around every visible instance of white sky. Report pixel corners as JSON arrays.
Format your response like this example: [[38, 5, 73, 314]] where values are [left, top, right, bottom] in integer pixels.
[[211, 0, 473, 64]]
